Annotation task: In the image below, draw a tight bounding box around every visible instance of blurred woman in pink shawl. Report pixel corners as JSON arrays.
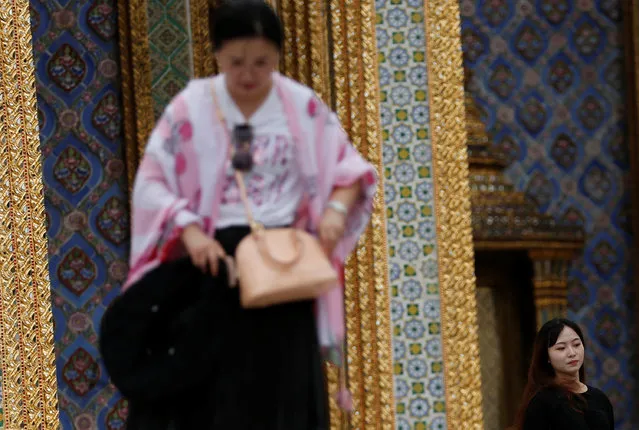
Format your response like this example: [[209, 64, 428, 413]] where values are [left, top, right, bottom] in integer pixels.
[[100, 0, 377, 428]]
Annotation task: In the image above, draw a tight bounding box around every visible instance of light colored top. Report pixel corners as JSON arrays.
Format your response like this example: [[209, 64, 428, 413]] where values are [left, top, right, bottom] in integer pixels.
[[214, 75, 304, 228]]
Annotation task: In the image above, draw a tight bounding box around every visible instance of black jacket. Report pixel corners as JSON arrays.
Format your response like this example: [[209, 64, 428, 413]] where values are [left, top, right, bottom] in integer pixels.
[[99, 258, 232, 402]]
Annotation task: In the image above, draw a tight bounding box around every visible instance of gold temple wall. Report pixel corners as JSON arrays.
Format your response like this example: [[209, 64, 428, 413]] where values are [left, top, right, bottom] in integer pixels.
[[119, 0, 154, 197], [318, 1, 395, 426], [424, 1, 483, 425], [4, 0, 639, 426], [0, 1, 59, 428]]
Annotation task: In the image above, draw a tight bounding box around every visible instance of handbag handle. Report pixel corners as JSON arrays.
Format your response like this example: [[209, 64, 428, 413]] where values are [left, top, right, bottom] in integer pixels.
[[233, 170, 305, 268], [210, 81, 305, 268]]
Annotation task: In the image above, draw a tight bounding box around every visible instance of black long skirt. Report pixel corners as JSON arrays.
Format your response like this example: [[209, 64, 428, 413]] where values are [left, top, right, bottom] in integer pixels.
[[125, 226, 329, 429]]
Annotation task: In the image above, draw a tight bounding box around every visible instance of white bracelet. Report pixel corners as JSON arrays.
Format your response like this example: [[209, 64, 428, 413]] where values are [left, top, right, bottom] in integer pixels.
[[327, 200, 348, 215]]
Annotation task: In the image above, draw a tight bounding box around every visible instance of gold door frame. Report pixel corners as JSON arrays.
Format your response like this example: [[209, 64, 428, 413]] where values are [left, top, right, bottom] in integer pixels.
[[423, 1, 484, 426], [0, 1, 59, 428]]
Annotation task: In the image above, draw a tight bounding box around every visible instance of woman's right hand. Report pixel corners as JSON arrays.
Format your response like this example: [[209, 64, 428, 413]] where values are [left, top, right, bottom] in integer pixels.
[[181, 224, 227, 275]]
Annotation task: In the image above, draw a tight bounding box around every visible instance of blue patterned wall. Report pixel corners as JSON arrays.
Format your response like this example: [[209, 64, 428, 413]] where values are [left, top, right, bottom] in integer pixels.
[[460, 0, 636, 428], [30, 1, 129, 428]]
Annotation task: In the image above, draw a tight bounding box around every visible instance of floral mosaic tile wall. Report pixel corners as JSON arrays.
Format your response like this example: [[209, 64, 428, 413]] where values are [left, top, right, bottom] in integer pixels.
[[375, 0, 447, 428], [148, 0, 192, 119], [30, 1, 129, 428], [461, 0, 636, 428], [29, 0, 194, 426]]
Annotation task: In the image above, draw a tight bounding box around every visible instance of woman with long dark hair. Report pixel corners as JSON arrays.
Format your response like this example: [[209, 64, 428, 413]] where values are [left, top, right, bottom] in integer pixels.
[[513, 318, 614, 429]]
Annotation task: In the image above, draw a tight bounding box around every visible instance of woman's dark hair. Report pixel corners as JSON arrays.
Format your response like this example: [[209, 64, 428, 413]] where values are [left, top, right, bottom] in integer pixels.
[[512, 318, 587, 429], [209, 0, 283, 51]]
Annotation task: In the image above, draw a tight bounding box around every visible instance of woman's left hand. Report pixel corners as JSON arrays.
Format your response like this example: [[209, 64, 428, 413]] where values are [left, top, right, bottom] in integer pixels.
[[318, 208, 347, 256]]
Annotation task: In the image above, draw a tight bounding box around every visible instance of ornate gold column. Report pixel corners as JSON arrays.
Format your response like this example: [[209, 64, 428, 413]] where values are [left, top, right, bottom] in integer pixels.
[[190, 0, 216, 77], [528, 249, 576, 328], [277, 0, 331, 103], [118, 0, 154, 195], [277, 0, 394, 427], [0, 1, 58, 428], [324, 1, 394, 427], [425, 1, 485, 427]]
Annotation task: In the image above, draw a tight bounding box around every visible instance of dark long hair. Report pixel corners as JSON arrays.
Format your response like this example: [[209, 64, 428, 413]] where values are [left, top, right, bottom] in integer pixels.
[[512, 318, 587, 429], [209, 0, 283, 51]]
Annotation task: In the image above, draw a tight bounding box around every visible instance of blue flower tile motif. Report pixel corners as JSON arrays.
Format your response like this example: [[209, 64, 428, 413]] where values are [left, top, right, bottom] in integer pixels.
[[395, 378, 410, 398], [409, 398, 430, 418], [376, 4, 444, 428], [420, 260, 439, 281], [404, 320, 427, 341], [407, 358, 427, 379], [428, 376, 445, 398], [399, 241, 420, 261], [391, 85, 413, 105], [408, 27, 425, 47], [402, 280, 423, 301], [394, 340, 408, 361], [423, 300, 441, 320], [388, 8, 409, 28], [425, 338, 442, 358], [397, 202, 418, 223], [430, 416, 446, 430], [393, 125, 414, 145], [392, 300, 405, 322], [377, 28, 390, 48]]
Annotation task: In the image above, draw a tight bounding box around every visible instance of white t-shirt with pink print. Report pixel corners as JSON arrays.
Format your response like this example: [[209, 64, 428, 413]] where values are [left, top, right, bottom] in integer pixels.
[[214, 75, 304, 229]]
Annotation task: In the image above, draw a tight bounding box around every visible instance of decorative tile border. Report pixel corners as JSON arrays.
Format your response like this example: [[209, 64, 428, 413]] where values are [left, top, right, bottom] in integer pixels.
[[147, 0, 192, 118], [377, 0, 483, 428], [376, 0, 447, 428]]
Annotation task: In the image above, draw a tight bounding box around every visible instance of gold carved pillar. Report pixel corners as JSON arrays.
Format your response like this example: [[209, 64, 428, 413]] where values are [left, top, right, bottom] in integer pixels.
[[277, 1, 394, 428], [528, 249, 575, 328], [191, 0, 216, 77], [277, 0, 331, 102], [0, 0, 59, 428], [118, 0, 154, 194]]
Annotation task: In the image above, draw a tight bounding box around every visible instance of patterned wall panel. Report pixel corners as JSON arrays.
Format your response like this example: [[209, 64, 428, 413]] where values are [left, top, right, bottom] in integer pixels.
[[375, 1, 447, 429], [148, 0, 192, 119], [460, 0, 636, 428], [30, 1, 130, 428]]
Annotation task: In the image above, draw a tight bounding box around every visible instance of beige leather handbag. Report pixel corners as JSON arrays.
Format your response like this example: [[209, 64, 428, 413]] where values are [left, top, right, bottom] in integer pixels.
[[211, 82, 338, 308], [233, 171, 338, 308]]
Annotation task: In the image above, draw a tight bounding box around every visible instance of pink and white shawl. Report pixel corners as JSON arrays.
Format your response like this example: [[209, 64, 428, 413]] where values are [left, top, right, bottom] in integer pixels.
[[124, 72, 377, 365]]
